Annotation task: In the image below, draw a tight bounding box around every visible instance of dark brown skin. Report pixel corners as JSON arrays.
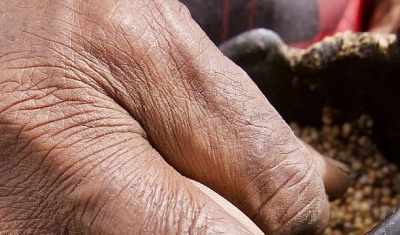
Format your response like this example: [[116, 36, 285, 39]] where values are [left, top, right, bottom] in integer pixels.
[[369, 0, 400, 34], [0, 0, 348, 234]]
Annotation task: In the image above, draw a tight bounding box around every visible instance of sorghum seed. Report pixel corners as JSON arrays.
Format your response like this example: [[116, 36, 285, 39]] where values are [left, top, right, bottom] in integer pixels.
[[291, 112, 400, 235]]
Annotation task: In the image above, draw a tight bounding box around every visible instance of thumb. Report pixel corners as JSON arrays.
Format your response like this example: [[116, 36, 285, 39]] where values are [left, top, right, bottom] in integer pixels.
[[189, 179, 264, 234]]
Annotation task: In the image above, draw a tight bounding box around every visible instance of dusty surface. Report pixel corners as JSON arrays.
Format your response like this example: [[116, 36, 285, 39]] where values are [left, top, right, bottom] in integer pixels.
[[287, 32, 400, 72]]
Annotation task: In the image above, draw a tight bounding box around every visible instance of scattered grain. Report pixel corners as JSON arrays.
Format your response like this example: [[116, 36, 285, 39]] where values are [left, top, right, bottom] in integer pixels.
[[291, 109, 400, 235]]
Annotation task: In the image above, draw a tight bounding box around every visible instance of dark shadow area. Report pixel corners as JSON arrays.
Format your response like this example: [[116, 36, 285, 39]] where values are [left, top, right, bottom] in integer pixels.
[[220, 30, 400, 165]]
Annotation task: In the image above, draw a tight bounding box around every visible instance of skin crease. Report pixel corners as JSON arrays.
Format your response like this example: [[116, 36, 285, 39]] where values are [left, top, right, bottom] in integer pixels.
[[0, 0, 357, 234]]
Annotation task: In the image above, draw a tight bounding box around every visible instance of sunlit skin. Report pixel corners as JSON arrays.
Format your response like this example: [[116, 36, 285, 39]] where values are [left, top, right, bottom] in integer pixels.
[[0, 1, 355, 234]]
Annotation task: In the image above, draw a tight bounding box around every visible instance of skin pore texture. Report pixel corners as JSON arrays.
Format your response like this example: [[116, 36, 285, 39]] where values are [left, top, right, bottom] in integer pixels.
[[0, 0, 349, 234]]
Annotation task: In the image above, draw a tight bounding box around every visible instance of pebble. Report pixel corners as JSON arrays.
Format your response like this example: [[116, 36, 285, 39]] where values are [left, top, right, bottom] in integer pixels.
[[291, 110, 400, 235]]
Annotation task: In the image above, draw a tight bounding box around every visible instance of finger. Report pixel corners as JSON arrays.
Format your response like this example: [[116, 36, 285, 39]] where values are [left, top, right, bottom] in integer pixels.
[[75, 1, 332, 234], [301, 141, 350, 201], [368, 0, 400, 34], [0, 69, 256, 234], [189, 179, 264, 235]]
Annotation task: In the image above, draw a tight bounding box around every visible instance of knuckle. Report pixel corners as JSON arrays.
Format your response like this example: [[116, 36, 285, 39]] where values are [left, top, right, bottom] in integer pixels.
[[242, 142, 327, 234]]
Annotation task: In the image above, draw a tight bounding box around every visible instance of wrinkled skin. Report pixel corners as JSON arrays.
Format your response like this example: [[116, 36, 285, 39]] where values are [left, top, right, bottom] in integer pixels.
[[0, 1, 349, 234]]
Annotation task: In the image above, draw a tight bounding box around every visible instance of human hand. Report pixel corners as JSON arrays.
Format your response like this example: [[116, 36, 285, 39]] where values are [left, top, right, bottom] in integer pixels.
[[0, 1, 349, 234], [369, 0, 400, 34]]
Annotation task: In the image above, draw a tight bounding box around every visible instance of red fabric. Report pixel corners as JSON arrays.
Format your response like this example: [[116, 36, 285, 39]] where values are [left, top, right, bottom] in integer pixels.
[[248, 0, 257, 29], [291, 0, 364, 48], [336, 0, 364, 32], [221, 0, 257, 42], [222, 0, 231, 42]]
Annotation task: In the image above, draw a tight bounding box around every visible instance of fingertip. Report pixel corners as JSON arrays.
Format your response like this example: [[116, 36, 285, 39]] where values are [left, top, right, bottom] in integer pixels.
[[323, 157, 350, 201], [301, 140, 350, 201]]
